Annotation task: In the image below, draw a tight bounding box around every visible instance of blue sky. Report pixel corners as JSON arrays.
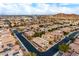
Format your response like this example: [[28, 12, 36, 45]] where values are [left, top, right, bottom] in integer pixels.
[[0, 3, 79, 15]]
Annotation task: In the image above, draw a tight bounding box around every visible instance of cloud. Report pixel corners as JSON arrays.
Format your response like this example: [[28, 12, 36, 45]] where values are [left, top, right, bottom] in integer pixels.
[[0, 3, 32, 15], [0, 0, 79, 3], [0, 3, 79, 15]]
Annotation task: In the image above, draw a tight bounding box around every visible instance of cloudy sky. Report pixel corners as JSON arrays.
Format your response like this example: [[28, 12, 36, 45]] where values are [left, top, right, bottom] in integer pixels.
[[0, 3, 79, 15]]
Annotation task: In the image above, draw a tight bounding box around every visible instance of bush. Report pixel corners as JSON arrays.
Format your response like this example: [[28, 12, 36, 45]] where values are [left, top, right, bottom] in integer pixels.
[[24, 52, 37, 56], [33, 31, 45, 37]]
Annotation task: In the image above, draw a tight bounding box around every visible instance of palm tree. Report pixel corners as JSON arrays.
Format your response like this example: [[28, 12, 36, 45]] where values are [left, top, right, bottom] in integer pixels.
[[59, 43, 70, 53]]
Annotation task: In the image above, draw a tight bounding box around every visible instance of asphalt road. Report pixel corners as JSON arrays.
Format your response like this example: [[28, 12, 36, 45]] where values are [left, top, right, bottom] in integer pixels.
[[13, 30, 79, 56]]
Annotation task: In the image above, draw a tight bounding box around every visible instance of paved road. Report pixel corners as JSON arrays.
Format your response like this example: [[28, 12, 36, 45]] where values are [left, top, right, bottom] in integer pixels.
[[13, 30, 79, 56]]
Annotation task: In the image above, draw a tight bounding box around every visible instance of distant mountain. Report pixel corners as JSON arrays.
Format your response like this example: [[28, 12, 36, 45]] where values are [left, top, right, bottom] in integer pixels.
[[49, 13, 79, 20], [53, 13, 79, 17]]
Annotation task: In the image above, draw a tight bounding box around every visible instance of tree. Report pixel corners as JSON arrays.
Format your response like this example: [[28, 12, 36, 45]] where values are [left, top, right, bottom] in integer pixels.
[[48, 29, 53, 32], [63, 32, 69, 35], [49, 41, 53, 45], [39, 25, 44, 27], [15, 41, 20, 45], [27, 36, 32, 40], [70, 38, 75, 43], [59, 43, 70, 53], [70, 24, 73, 26]]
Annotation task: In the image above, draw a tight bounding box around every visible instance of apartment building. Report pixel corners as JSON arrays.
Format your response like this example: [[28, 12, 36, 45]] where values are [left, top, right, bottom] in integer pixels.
[[0, 28, 24, 56]]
